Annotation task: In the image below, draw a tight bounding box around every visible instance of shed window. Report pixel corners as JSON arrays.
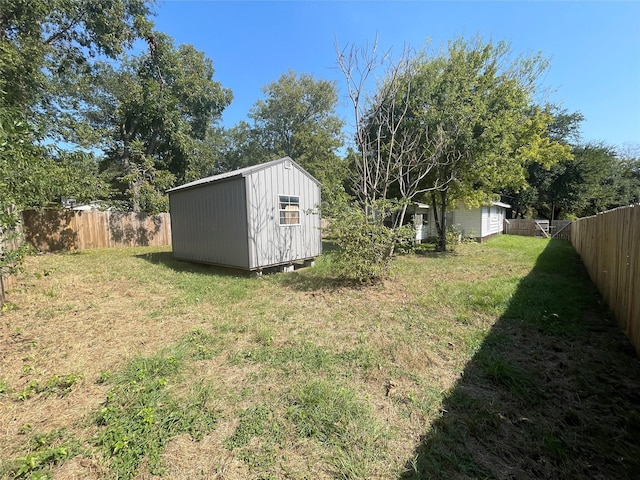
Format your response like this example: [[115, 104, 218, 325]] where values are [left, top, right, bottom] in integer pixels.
[[279, 195, 300, 225]]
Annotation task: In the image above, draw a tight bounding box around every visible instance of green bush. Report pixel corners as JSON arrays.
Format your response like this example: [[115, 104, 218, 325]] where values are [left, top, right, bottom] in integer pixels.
[[325, 201, 414, 283]]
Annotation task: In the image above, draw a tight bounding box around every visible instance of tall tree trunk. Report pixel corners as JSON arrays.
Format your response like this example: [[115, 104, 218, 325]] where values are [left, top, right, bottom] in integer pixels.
[[431, 189, 448, 252], [388, 202, 408, 257], [122, 121, 141, 212]]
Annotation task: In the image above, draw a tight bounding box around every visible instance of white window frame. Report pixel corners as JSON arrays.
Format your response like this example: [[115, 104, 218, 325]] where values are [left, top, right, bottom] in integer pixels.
[[278, 195, 300, 226]]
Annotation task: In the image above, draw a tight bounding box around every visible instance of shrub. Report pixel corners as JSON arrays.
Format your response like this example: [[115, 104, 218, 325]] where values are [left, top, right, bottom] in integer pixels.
[[325, 200, 413, 283]]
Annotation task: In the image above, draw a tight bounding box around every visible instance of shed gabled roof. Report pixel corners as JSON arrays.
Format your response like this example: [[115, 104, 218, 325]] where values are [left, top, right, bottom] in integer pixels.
[[167, 156, 319, 193]]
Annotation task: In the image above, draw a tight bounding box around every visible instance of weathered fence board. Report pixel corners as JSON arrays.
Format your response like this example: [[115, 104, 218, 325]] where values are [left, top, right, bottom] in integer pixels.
[[550, 220, 572, 240], [22, 209, 171, 252], [504, 219, 550, 237], [571, 204, 640, 355]]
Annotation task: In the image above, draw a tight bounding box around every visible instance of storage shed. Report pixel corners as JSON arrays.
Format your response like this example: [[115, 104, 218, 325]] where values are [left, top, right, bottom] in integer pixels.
[[452, 201, 511, 241], [415, 200, 511, 243], [167, 157, 321, 271]]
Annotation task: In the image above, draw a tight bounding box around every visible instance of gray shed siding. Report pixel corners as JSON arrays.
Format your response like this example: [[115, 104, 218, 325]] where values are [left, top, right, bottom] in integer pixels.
[[169, 177, 250, 268], [168, 157, 321, 270], [245, 161, 321, 269]]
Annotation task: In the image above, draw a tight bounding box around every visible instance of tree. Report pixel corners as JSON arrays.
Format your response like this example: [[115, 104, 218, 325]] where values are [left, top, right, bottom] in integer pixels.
[[0, 0, 154, 116], [86, 33, 232, 212], [337, 40, 451, 252], [402, 38, 571, 250], [336, 39, 417, 209], [616, 144, 640, 205], [0, 109, 109, 211], [546, 108, 584, 144], [215, 121, 267, 173], [533, 143, 638, 220], [327, 39, 439, 279], [0, 108, 110, 278], [0, 0, 156, 212], [224, 70, 345, 189], [503, 106, 584, 218], [0, 0, 156, 277]]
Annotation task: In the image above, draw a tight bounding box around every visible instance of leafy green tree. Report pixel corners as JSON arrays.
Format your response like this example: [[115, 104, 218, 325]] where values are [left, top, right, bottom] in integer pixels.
[[0, 0, 156, 278], [223, 70, 345, 188], [0, 0, 154, 115], [0, 109, 109, 278], [215, 121, 266, 172], [87, 33, 232, 212], [503, 107, 584, 218], [616, 145, 640, 206], [180, 126, 229, 182], [0, 109, 108, 212], [0, 108, 33, 278], [0, 0, 156, 211], [532, 143, 638, 220], [546, 108, 585, 144], [401, 38, 571, 250]]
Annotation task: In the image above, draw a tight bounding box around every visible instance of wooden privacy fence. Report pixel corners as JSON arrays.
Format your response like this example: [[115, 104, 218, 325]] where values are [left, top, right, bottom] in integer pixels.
[[550, 220, 572, 240], [22, 209, 171, 252], [571, 204, 640, 355], [504, 219, 550, 237], [504, 219, 572, 240]]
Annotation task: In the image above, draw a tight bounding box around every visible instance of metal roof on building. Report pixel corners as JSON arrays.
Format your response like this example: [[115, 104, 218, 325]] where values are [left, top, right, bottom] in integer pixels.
[[491, 201, 511, 209], [167, 156, 319, 193]]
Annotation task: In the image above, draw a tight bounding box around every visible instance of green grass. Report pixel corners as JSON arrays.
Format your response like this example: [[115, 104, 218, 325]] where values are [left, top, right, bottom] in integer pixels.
[[1, 237, 640, 479], [92, 339, 219, 479], [286, 379, 386, 479]]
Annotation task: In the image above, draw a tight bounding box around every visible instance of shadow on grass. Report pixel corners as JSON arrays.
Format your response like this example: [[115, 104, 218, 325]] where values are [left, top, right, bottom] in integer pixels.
[[134, 251, 251, 278], [411, 242, 463, 258], [271, 239, 366, 292], [278, 241, 460, 292], [274, 268, 361, 292], [402, 239, 640, 479]]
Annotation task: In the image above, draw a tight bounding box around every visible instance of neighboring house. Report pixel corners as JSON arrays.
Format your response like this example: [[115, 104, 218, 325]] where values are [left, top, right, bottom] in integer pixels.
[[71, 203, 103, 211], [414, 200, 511, 243], [61, 197, 107, 211], [167, 157, 321, 272]]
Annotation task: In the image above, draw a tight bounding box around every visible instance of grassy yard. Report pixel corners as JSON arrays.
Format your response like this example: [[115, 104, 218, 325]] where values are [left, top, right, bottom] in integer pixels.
[[1, 236, 639, 479]]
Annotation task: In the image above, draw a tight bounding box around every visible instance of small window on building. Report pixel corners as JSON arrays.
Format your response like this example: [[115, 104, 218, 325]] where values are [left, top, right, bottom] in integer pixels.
[[279, 195, 300, 225]]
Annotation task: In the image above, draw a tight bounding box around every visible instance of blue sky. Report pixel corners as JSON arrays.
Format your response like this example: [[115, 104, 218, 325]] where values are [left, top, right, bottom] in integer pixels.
[[152, 1, 640, 151]]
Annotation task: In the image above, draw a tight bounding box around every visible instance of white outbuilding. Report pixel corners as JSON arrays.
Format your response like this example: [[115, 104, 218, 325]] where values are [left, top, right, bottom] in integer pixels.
[[415, 200, 511, 243]]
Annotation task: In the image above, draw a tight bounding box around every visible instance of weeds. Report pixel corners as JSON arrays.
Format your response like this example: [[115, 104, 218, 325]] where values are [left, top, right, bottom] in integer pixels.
[[286, 379, 386, 478], [230, 341, 382, 382], [3, 429, 82, 479], [225, 405, 277, 449], [180, 328, 221, 360], [15, 374, 80, 401], [93, 348, 218, 479]]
